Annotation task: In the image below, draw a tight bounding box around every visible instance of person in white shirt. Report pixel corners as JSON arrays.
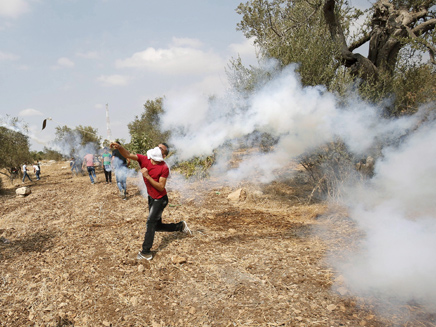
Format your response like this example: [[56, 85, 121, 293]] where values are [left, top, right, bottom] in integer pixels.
[[33, 163, 41, 181], [22, 163, 32, 183]]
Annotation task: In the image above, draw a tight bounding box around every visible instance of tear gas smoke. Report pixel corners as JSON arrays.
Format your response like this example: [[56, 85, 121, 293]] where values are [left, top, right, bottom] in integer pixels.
[[161, 64, 419, 182], [160, 62, 436, 311], [0, 115, 47, 146], [338, 117, 436, 309]]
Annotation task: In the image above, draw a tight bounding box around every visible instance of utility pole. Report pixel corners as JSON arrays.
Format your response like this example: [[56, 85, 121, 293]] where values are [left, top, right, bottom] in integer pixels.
[[106, 103, 112, 141]]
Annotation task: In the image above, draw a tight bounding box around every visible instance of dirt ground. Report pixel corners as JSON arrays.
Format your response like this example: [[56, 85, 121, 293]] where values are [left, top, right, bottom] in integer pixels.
[[0, 161, 434, 327]]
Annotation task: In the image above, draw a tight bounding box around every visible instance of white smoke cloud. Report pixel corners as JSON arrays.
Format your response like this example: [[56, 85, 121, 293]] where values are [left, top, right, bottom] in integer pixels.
[[0, 114, 48, 146], [161, 64, 418, 181], [160, 61, 436, 311], [338, 119, 436, 308]]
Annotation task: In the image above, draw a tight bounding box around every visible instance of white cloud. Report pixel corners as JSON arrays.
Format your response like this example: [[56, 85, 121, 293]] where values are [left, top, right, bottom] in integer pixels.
[[0, 50, 19, 61], [19, 108, 43, 117], [115, 38, 225, 75], [172, 37, 203, 48], [0, 0, 30, 18], [76, 51, 100, 59], [57, 57, 75, 68], [96, 74, 130, 86]]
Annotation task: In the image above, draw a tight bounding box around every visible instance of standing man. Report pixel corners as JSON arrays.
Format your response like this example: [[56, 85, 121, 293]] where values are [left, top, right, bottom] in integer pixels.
[[101, 147, 112, 184], [112, 141, 130, 199], [22, 163, 32, 183], [33, 162, 41, 181], [110, 142, 192, 261], [83, 153, 97, 184]]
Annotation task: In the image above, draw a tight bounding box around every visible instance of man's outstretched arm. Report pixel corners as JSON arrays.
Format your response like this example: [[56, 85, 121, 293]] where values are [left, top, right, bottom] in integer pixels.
[[110, 143, 139, 161]]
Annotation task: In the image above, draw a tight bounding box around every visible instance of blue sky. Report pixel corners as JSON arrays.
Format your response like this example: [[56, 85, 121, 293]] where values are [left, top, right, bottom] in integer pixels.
[[0, 0, 258, 151]]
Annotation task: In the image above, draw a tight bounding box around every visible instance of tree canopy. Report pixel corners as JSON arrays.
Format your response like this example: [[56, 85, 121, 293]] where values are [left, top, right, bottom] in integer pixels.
[[54, 125, 101, 157], [0, 118, 33, 181], [323, 0, 436, 79], [236, 0, 436, 112], [128, 97, 170, 155]]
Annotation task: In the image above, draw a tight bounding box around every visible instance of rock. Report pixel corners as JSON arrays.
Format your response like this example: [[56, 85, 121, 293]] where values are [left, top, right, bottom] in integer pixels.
[[171, 256, 187, 264], [16, 187, 31, 197], [0, 237, 10, 244], [356, 156, 374, 176], [227, 188, 247, 202], [138, 264, 145, 272], [337, 287, 348, 296], [327, 304, 337, 311], [188, 307, 196, 314], [103, 321, 111, 326]]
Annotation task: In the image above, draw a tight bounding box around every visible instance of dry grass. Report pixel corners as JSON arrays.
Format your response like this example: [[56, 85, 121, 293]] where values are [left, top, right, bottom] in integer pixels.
[[0, 161, 434, 326]]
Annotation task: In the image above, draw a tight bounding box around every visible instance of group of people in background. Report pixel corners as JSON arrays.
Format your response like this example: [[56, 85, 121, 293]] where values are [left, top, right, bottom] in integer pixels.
[[77, 142, 131, 200], [21, 162, 41, 183]]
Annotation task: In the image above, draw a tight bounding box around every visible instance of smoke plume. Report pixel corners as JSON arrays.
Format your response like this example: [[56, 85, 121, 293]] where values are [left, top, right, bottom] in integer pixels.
[[160, 62, 436, 310]]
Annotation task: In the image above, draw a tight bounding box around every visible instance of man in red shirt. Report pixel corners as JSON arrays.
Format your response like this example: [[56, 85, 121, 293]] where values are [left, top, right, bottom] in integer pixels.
[[110, 142, 192, 260]]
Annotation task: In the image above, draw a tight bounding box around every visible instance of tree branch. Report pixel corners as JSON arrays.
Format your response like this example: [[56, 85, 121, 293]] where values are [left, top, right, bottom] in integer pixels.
[[349, 33, 371, 52], [412, 18, 436, 35], [323, 0, 355, 62], [266, 2, 283, 38], [324, 0, 378, 79]]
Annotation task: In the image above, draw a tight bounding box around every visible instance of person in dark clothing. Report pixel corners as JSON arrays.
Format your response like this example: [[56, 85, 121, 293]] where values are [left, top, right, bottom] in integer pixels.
[[111, 141, 130, 199], [101, 147, 112, 183]]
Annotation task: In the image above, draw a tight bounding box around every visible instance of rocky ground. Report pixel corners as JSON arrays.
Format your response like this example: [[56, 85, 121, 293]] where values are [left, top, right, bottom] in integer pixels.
[[0, 161, 435, 326]]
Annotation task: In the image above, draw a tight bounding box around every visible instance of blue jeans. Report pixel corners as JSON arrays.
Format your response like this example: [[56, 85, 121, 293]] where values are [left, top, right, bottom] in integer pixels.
[[87, 166, 96, 183], [115, 166, 127, 192], [22, 171, 32, 182], [35, 170, 40, 180]]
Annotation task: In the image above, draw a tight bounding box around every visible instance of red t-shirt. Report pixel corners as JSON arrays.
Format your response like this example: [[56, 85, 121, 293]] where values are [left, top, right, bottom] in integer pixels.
[[137, 154, 169, 199]]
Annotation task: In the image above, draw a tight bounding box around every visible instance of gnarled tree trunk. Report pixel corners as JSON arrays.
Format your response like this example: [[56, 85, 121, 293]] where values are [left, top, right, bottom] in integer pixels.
[[324, 0, 436, 81]]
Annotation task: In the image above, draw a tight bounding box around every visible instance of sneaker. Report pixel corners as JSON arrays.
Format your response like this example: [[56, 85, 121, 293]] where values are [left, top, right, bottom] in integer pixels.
[[181, 221, 192, 235], [137, 251, 153, 260]]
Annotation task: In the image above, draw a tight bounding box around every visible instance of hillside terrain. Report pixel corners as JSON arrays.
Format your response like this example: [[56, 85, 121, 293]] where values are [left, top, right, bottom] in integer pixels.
[[0, 161, 433, 326]]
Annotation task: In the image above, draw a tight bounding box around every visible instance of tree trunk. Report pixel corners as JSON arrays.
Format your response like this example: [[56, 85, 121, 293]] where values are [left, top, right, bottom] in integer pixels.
[[368, 0, 405, 75], [323, 0, 378, 80], [324, 0, 436, 81]]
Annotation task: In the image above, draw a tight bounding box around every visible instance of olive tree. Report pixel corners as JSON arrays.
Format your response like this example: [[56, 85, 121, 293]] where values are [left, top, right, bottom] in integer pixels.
[[128, 97, 170, 155], [0, 119, 33, 185]]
